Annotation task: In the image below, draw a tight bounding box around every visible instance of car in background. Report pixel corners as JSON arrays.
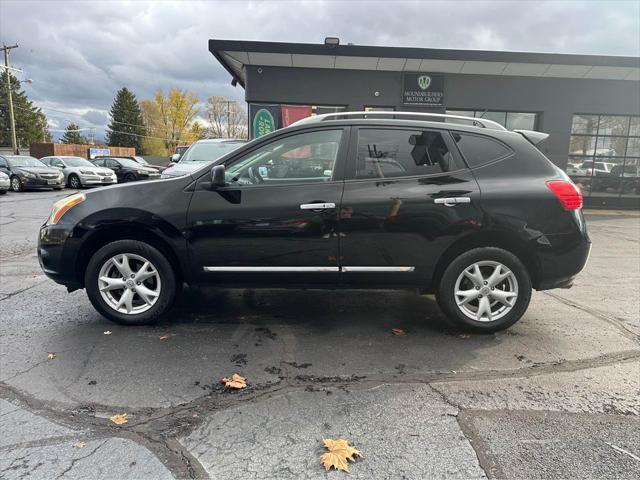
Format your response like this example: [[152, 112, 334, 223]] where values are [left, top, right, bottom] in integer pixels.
[[0, 171, 9, 194], [595, 163, 640, 194], [566, 160, 614, 177], [40, 156, 117, 189], [161, 139, 246, 178], [0, 155, 64, 192], [91, 157, 161, 183]]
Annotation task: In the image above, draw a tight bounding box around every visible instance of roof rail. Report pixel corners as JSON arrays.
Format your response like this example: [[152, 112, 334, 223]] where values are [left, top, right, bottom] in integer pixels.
[[291, 111, 508, 131]]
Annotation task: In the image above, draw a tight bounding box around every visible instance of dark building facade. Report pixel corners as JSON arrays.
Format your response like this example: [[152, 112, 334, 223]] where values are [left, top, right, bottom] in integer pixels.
[[209, 39, 640, 208]]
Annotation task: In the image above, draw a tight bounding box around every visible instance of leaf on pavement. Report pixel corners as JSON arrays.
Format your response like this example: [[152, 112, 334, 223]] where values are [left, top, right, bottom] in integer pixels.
[[221, 373, 247, 389], [47, 353, 56, 360], [110, 413, 128, 425], [159, 334, 173, 340], [391, 327, 406, 336], [73, 441, 86, 449], [320, 438, 362, 472], [103, 331, 112, 335]]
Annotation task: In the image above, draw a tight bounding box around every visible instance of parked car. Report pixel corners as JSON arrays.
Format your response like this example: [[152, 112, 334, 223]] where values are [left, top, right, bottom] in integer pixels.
[[38, 112, 590, 332], [595, 163, 640, 194], [0, 171, 9, 194], [40, 156, 117, 188], [0, 155, 64, 191], [161, 139, 246, 178], [91, 157, 161, 183], [566, 161, 614, 177]]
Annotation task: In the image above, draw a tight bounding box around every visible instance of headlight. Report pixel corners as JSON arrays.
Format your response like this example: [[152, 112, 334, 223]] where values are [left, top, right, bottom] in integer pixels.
[[48, 193, 85, 225], [137, 170, 146, 175], [22, 171, 36, 178], [79, 170, 94, 175]]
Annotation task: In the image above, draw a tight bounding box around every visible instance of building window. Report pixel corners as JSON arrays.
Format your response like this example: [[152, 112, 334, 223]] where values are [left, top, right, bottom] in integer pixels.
[[567, 114, 640, 199], [446, 110, 538, 130]]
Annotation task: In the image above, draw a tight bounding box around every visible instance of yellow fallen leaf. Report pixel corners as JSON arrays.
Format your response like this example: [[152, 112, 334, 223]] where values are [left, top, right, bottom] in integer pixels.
[[221, 373, 247, 389], [391, 328, 406, 336], [320, 438, 362, 472], [110, 413, 128, 425], [73, 441, 86, 449], [47, 353, 56, 360], [159, 334, 173, 340], [104, 331, 112, 335]]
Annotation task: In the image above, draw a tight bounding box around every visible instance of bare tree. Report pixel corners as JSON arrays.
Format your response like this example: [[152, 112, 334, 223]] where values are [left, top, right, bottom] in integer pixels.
[[205, 96, 248, 139]]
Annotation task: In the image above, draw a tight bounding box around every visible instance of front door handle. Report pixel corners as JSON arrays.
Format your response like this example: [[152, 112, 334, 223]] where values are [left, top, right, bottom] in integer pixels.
[[434, 197, 471, 207], [300, 202, 336, 210]]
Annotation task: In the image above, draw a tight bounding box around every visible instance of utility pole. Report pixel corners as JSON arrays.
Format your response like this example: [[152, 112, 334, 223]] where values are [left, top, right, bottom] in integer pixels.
[[2, 44, 19, 154], [226, 100, 231, 138]]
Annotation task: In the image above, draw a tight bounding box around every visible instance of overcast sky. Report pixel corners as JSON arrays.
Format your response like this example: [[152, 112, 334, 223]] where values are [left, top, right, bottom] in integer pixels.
[[1, 0, 638, 140]]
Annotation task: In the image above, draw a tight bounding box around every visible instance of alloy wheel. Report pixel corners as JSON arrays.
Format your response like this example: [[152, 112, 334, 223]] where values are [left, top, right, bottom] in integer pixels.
[[11, 177, 21, 192], [69, 175, 80, 189], [454, 260, 518, 322], [98, 253, 161, 315]]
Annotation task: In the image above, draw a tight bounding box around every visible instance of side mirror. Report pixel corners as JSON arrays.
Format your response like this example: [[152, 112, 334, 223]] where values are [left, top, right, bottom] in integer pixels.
[[211, 165, 225, 188], [171, 153, 180, 162]]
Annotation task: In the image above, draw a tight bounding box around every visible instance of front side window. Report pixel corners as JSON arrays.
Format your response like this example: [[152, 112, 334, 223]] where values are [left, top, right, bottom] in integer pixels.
[[224, 129, 343, 186]]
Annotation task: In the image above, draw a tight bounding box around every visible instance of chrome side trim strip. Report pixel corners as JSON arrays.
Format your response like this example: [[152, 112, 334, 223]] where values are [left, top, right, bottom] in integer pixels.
[[203, 266, 340, 272], [341, 266, 415, 272], [203, 266, 415, 273]]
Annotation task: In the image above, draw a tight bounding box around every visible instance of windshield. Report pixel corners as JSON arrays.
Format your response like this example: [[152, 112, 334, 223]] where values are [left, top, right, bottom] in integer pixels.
[[6, 156, 46, 168], [64, 157, 94, 167], [116, 158, 142, 168], [180, 142, 244, 163], [133, 156, 148, 165]]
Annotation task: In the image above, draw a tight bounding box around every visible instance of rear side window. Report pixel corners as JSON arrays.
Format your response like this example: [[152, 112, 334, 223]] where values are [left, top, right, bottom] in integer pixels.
[[355, 129, 459, 179], [451, 132, 512, 167]]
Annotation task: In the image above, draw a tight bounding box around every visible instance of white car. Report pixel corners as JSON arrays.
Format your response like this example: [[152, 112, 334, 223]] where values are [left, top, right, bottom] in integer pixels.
[[40, 156, 117, 188], [161, 139, 246, 178], [566, 161, 614, 177], [0, 170, 9, 194]]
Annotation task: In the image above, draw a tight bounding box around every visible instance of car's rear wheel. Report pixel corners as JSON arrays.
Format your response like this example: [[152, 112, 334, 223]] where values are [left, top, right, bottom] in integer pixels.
[[85, 240, 176, 325], [436, 247, 532, 333], [68, 174, 81, 189], [10, 176, 22, 192]]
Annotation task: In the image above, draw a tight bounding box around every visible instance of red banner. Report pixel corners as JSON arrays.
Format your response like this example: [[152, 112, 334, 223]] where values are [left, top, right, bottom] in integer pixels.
[[281, 105, 312, 128]]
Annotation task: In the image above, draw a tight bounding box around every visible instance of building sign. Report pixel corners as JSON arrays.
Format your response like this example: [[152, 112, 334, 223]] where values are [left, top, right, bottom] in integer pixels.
[[249, 104, 281, 139], [402, 73, 444, 106], [88, 148, 110, 159], [281, 105, 312, 127]]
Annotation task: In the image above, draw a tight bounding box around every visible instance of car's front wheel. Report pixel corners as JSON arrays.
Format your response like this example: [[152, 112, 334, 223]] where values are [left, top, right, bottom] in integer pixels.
[[85, 240, 177, 325], [10, 176, 22, 192], [68, 174, 81, 189], [436, 247, 532, 333]]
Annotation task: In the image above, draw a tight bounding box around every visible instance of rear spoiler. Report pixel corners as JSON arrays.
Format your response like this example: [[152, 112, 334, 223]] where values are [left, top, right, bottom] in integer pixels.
[[514, 129, 549, 146]]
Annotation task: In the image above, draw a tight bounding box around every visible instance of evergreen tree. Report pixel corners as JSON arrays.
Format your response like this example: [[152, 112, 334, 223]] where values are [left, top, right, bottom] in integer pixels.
[[60, 123, 88, 144], [0, 71, 51, 151], [105, 87, 145, 152]]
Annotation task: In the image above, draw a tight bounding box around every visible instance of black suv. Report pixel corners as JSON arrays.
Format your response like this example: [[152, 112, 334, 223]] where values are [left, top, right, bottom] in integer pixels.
[[38, 112, 590, 332]]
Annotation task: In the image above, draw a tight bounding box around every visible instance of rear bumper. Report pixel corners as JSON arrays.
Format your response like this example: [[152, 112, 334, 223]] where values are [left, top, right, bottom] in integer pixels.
[[534, 232, 591, 291]]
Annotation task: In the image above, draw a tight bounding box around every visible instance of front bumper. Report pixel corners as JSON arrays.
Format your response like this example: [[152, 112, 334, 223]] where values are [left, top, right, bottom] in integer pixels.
[[79, 174, 117, 185], [23, 176, 64, 189], [38, 223, 82, 289], [0, 179, 9, 190]]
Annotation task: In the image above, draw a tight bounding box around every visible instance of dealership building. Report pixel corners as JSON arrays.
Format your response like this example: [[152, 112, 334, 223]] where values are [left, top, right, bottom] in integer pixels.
[[209, 39, 640, 208]]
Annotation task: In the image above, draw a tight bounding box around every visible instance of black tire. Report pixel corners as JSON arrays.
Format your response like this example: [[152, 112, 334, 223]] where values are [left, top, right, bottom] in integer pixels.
[[68, 174, 81, 189], [85, 240, 177, 325], [0, 189, 7, 195], [10, 176, 22, 192], [436, 247, 532, 333], [53, 186, 64, 190], [124, 174, 136, 183]]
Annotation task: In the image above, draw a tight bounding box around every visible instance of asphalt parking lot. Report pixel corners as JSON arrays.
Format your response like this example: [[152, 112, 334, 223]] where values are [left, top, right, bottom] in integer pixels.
[[1, 188, 639, 479]]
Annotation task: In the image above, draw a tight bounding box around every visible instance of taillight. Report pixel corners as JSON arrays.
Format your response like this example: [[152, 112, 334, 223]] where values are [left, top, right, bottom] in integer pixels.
[[546, 180, 583, 210]]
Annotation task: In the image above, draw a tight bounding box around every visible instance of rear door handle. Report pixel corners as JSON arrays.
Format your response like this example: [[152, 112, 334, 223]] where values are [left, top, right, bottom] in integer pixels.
[[434, 197, 471, 207], [300, 202, 336, 210]]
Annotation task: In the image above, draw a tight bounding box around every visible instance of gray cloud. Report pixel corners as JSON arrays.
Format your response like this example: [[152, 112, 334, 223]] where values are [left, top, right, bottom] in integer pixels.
[[1, 0, 638, 140]]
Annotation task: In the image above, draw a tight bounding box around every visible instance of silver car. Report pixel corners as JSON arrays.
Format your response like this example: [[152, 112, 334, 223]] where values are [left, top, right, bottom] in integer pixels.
[[0, 170, 9, 194], [40, 156, 117, 188], [161, 139, 246, 178]]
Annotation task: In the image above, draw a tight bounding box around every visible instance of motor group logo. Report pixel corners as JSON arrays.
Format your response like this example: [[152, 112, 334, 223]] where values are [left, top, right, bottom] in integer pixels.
[[418, 75, 431, 90]]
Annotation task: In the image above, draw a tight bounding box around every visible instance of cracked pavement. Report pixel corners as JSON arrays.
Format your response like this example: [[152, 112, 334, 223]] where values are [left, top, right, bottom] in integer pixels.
[[1, 190, 639, 479]]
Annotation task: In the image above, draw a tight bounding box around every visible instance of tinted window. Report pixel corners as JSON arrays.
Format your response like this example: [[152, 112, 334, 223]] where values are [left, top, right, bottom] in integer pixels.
[[0, 158, 7, 168], [355, 129, 457, 179], [93, 159, 104, 167], [452, 133, 512, 167]]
